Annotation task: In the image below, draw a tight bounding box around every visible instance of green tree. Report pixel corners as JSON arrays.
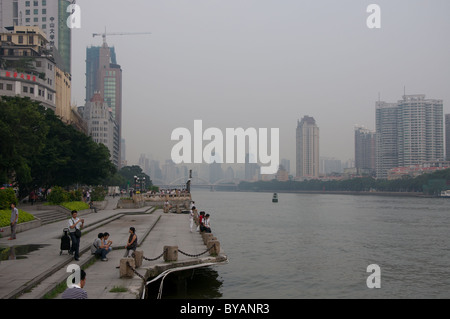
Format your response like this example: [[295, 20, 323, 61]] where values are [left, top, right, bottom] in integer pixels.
[[0, 96, 48, 193]]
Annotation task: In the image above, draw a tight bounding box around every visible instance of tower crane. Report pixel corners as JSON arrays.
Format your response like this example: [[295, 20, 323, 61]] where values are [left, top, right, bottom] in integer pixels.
[[92, 31, 152, 45]]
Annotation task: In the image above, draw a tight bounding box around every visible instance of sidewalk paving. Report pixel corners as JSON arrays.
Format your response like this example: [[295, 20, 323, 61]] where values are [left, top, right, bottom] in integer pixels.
[[0, 196, 226, 299], [0, 197, 155, 299]]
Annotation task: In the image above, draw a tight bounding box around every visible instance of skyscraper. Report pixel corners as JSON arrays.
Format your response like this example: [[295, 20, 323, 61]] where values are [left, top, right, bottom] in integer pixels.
[[354, 126, 376, 175], [446, 114, 450, 160], [296, 116, 319, 179], [86, 41, 122, 168], [376, 95, 443, 178], [0, 0, 73, 73]]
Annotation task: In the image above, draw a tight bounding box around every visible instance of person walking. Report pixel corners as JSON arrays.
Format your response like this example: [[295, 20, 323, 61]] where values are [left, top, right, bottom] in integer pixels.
[[9, 203, 19, 240], [61, 269, 88, 299], [68, 210, 84, 261]]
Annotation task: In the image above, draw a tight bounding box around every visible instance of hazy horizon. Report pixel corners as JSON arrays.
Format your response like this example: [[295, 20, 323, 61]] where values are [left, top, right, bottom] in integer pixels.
[[71, 0, 450, 172]]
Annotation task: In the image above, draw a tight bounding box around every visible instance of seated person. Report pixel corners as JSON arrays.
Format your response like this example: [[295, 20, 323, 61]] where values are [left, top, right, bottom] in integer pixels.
[[102, 232, 113, 252], [90, 233, 110, 261]]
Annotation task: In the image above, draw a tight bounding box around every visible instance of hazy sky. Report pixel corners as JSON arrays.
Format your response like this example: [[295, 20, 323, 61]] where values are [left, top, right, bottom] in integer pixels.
[[71, 0, 450, 169]]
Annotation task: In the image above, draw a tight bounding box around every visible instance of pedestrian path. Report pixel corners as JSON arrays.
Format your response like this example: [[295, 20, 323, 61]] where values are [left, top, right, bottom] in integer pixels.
[[0, 196, 227, 299], [0, 197, 152, 299]]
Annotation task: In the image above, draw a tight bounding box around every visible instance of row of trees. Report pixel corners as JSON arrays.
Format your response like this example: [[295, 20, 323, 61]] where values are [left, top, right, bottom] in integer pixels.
[[238, 169, 450, 195], [0, 96, 116, 198]]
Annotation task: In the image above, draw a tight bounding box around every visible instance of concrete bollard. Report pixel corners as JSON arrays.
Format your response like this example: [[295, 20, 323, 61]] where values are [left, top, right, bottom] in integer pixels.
[[202, 233, 213, 245], [164, 245, 178, 262], [207, 240, 220, 255], [133, 250, 143, 268], [119, 258, 135, 278]]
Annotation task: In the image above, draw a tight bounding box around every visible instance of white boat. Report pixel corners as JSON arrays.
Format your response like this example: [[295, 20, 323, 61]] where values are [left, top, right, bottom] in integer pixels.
[[440, 190, 450, 198]]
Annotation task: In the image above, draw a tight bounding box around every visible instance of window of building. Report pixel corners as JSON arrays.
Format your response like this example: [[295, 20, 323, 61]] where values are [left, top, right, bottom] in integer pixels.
[[30, 87, 34, 94], [25, 10, 30, 15], [23, 86, 28, 93], [42, 24, 46, 29], [42, 9, 46, 15], [18, 35, 23, 44], [6, 84, 13, 91], [33, 1, 38, 6], [25, 1, 30, 7], [34, 17, 38, 22], [33, 9, 38, 15], [42, 0, 46, 6], [0, 83, 3, 90]]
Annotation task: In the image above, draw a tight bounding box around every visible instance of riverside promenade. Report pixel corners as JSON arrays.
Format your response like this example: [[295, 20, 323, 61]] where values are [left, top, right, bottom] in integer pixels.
[[0, 196, 227, 299]]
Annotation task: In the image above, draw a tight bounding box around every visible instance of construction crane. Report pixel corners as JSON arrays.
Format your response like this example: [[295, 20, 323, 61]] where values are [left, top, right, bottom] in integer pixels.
[[92, 31, 152, 45]]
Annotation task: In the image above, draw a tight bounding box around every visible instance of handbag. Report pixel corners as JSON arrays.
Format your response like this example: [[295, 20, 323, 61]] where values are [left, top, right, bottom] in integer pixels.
[[75, 228, 82, 238]]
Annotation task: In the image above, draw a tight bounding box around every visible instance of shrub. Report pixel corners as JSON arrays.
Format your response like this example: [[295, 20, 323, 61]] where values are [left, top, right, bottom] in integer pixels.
[[68, 189, 82, 202], [0, 209, 35, 228], [47, 186, 69, 204], [0, 188, 17, 210], [91, 186, 106, 201]]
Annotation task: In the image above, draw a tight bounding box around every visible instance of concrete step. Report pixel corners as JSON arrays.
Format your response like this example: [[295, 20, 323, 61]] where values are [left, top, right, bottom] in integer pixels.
[[32, 210, 70, 225]]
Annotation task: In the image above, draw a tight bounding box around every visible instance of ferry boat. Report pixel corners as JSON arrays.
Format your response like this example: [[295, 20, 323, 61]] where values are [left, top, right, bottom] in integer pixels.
[[272, 193, 278, 203], [440, 190, 450, 198]]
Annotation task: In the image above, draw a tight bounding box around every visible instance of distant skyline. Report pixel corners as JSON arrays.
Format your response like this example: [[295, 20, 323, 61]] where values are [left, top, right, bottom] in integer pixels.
[[71, 0, 450, 172]]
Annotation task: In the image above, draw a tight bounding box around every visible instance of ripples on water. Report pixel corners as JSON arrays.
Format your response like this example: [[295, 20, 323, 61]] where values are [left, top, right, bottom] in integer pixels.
[[166, 191, 450, 299]]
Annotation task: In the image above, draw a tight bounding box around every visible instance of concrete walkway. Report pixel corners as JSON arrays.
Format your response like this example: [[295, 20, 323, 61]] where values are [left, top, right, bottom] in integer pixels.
[[0, 196, 226, 299]]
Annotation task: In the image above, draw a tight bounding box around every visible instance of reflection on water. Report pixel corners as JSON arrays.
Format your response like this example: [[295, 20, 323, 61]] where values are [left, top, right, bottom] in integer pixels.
[[0, 244, 49, 261], [146, 266, 223, 299]]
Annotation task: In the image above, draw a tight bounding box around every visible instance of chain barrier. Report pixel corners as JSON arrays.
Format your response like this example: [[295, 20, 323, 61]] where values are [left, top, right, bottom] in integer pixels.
[[126, 261, 146, 281], [178, 243, 216, 258], [124, 244, 217, 282], [141, 248, 167, 261]]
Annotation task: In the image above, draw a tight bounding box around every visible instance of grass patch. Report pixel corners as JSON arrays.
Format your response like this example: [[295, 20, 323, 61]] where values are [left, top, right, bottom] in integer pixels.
[[60, 201, 89, 211], [110, 286, 128, 293], [0, 209, 35, 228]]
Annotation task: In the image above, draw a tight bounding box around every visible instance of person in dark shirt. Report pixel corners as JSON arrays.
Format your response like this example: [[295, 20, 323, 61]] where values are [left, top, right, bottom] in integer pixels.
[[61, 269, 88, 299]]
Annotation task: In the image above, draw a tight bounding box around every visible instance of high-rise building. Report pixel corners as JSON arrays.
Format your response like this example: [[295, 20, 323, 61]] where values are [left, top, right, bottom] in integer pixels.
[[80, 92, 120, 167], [86, 41, 122, 168], [354, 126, 376, 175], [0, 0, 72, 73], [296, 116, 319, 179], [446, 114, 450, 161], [376, 95, 444, 178]]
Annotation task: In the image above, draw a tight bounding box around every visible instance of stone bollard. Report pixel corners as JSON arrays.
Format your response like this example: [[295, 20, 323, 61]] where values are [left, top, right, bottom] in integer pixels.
[[202, 233, 213, 245], [164, 246, 178, 262], [133, 250, 143, 268], [207, 240, 220, 255], [119, 258, 135, 278]]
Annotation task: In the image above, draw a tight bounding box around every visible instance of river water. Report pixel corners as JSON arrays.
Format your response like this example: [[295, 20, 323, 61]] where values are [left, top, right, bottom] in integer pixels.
[[158, 190, 450, 299]]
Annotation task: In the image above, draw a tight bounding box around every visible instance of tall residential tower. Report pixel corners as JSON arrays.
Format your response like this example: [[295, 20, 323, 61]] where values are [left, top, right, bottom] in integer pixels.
[[296, 116, 320, 179], [376, 95, 443, 178]]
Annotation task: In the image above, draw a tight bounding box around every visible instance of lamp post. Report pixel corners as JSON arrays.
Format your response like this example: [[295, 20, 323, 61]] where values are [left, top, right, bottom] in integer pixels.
[[134, 175, 138, 194], [142, 177, 146, 192]]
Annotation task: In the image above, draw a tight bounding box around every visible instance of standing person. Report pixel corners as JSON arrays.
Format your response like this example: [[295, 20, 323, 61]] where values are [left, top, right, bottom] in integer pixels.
[[9, 203, 19, 240], [203, 213, 211, 233], [189, 206, 195, 232], [124, 227, 137, 257], [68, 210, 84, 261], [61, 269, 88, 299], [86, 189, 91, 203]]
